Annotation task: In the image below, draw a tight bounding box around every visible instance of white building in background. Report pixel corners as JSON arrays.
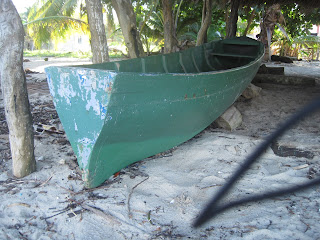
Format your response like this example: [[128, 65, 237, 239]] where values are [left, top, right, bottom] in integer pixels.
[[310, 25, 320, 61], [25, 33, 91, 52], [311, 25, 320, 36], [56, 33, 91, 52]]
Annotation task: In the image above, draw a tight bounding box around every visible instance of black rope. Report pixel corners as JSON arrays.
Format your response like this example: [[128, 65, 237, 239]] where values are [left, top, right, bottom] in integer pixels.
[[193, 96, 320, 228]]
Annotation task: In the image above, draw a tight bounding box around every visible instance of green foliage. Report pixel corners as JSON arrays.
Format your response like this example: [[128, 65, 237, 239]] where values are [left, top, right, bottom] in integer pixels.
[[23, 49, 123, 58], [26, 0, 89, 49], [134, 0, 163, 53], [269, 3, 320, 59], [209, 5, 226, 38], [238, 5, 262, 36], [178, 3, 225, 43], [138, 0, 225, 50], [20, 0, 320, 57], [174, 0, 202, 36], [281, 3, 315, 38], [293, 35, 320, 59], [272, 26, 320, 60]]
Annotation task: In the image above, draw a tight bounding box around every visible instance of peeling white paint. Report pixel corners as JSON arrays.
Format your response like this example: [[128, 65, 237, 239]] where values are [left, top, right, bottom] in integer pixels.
[[92, 79, 97, 89], [77, 137, 95, 168], [75, 69, 116, 120], [46, 67, 117, 172], [86, 91, 100, 115], [46, 72, 55, 98], [74, 121, 78, 131], [57, 72, 77, 105]]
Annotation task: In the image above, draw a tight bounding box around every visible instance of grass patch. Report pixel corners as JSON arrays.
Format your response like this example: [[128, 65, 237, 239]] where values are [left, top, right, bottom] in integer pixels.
[[24, 50, 92, 58], [24, 50, 124, 59]]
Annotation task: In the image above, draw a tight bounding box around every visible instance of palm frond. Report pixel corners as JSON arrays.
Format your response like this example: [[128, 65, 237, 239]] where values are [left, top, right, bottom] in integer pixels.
[[25, 16, 88, 26], [62, 0, 78, 16]]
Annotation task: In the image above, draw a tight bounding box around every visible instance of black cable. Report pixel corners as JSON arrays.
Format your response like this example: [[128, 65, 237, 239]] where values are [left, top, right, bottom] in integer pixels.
[[193, 96, 320, 228]]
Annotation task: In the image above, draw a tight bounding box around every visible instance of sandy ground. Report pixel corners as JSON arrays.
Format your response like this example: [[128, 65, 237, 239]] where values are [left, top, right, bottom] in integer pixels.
[[0, 57, 319, 239]]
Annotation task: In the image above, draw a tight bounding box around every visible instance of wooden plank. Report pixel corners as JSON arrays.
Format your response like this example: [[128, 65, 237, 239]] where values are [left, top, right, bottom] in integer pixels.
[[258, 64, 284, 75], [253, 74, 315, 86]]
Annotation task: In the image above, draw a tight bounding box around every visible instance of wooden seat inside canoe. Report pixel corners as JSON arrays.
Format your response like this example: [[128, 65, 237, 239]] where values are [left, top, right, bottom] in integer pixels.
[[210, 52, 256, 59], [216, 40, 258, 59], [208, 39, 259, 70]]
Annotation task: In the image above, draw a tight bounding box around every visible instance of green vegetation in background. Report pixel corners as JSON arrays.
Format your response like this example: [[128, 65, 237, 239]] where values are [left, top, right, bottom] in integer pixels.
[[25, 0, 89, 50], [23, 0, 320, 59], [269, 3, 320, 60], [23, 50, 123, 59]]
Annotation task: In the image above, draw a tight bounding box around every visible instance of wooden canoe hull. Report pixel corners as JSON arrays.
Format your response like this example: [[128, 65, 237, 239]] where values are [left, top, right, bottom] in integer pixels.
[[45, 37, 264, 188]]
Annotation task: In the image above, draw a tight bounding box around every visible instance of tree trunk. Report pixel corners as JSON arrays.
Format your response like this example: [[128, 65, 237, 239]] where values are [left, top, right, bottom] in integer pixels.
[[106, 4, 116, 39], [111, 0, 145, 58], [85, 0, 109, 64], [0, 0, 36, 177], [196, 0, 213, 46], [162, 0, 178, 53], [243, 9, 255, 36], [259, 4, 285, 61], [226, 0, 239, 38]]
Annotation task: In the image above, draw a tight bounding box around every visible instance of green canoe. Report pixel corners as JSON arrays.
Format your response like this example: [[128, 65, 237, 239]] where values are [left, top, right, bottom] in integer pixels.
[[45, 36, 264, 188]]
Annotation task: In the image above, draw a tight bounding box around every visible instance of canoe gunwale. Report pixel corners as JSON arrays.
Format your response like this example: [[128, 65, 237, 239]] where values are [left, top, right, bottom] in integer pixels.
[[57, 52, 264, 77], [55, 37, 264, 77]]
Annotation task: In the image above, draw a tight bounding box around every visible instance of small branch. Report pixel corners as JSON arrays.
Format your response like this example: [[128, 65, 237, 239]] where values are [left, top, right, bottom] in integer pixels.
[[44, 208, 70, 220], [35, 173, 54, 188], [81, 204, 121, 226], [58, 178, 119, 196], [127, 176, 149, 218]]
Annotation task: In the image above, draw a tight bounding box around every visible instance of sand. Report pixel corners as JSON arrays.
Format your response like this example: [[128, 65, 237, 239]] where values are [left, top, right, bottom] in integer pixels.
[[0, 57, 319, 239]]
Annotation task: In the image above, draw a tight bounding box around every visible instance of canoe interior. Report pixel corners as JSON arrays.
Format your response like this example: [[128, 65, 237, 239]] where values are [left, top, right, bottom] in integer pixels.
[[45, 37, 264, 188], [79, 37, 262, 73]]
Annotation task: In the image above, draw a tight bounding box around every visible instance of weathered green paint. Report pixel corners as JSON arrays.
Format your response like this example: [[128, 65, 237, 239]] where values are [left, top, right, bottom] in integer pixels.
[[45, 37, 264, 188]]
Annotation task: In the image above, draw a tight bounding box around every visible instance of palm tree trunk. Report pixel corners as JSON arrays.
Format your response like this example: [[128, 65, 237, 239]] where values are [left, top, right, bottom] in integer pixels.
[[85, 0, 109, 63], [196, 0, 213, 46], [162, 0, 178, 53], [0, 0, 36, 177], [259, 4, 284, 61], [111, 0, 145, 58]]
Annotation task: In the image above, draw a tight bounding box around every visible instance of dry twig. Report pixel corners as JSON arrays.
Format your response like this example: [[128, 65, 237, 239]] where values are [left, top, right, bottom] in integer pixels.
[[127, 176, 149, 218], [81, 204, 121, 226]]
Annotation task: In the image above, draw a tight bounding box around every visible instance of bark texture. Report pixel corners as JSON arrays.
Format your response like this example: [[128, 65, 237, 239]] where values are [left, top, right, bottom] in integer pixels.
[[111, 0, 145, 58], [162, 0, 177, 53], [85, 0, 109, 63], [0, 0, 36, 177], [196, 0, 213, 46], [226, 0, 240, 38], [243, 9, 255, 36], [259, 4, 285, 61]]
